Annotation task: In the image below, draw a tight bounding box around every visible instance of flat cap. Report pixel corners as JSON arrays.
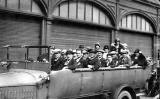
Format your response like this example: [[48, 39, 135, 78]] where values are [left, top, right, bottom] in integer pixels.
[[66, 50, 74, 55], [88, 49, 97, 53]]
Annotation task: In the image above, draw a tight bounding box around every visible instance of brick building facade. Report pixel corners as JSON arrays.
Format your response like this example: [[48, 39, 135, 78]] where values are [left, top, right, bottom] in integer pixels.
[[0, 0, 160, 61]]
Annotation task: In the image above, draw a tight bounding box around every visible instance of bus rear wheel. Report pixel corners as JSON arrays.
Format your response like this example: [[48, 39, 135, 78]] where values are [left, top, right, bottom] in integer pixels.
[[117, 91, 132, 99]]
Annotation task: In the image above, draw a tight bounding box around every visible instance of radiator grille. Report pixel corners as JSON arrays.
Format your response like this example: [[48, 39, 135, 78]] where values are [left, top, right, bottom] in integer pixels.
[[0, 86, 36, 99]]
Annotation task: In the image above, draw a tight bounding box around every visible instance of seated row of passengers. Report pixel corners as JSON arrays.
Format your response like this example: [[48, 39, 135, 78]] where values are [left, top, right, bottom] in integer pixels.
[[50, 38, 148, 71]]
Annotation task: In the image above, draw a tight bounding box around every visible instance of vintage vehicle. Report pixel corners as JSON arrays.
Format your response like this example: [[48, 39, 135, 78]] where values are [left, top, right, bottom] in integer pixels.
[[0, 45, 159, 99]]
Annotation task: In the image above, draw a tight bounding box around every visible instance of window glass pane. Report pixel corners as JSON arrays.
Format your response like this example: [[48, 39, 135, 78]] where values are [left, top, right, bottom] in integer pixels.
[[106, 16, 111, 25], [141, 18, 145, 31], [132, 15, 136, 30], [99, 11, 105, 25], [60, 2, 68, 18], [127, 15, 131, 29], [20, 0, 31, 12], [0, 0, 6, 7], [32, 1, 42, 14], [149, 25, 153, 32], [7, 0, 19, 9], [85, 3, 92, 21], [93, 6, 99, 23], [69, 1, 76, 19], [53, 6, 59, 16], [146, 21, 150, 32], [122, 17, 126, 28], [137, 16, 141, 30], [77, 2, 84, 20], [119, 19, 122, 27]]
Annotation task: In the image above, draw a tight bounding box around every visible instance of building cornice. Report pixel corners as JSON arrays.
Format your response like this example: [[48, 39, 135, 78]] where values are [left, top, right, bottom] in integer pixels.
[[133, 0, 160, 8]]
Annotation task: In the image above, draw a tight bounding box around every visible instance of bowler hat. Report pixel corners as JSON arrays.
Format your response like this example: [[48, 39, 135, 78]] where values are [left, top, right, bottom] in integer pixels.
[[66, 50, 74, 55], [97, 49, 105, 53], [53, 49, 61, 54], [134, 49, 140, 53], [88, 49, 97, 54], [82, 50, 88, 54], [114, 38, 120, 43], [79, 45, 84, 49], [109, 51, 118, 55], [103, 45, 109, 50], [95, 43, 100, 47]]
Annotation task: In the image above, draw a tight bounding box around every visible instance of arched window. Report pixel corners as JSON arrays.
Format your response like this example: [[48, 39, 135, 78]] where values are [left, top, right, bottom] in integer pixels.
[[119, 14, 153, 33], [52, 1, 112, 26], [0, 0, 42, 15]]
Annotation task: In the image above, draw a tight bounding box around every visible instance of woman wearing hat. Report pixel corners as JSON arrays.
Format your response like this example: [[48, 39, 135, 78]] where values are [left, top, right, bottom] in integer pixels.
[[97, 49, 107, 67]]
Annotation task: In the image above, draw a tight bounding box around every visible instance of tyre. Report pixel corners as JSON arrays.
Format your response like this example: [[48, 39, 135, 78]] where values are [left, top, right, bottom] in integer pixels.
[[117, 91, 133, 99]]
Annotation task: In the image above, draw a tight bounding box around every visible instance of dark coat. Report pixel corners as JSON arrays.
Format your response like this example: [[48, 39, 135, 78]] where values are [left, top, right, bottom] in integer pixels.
[[131, 53, 148, 69], [51, 56, 65, 71], [106, 58, 118, 68], [118, 55, 132, 66], [106, 60, 116, 67], [64, 58, 77, 70], [99, 58, 107, 67], [110, 43, 124, 54], [76, 57, 88, 68], [87, 57, 101, 70]]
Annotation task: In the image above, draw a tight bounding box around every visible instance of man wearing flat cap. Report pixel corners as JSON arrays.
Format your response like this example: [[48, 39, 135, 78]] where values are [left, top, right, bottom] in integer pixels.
[[106, 51, 118, 68], [118, 50, 131, 67], [131, 49, 147, 69], [51, 49, 65, 71], [97, 49, 107, 67], [63, 50, 77, 70], [87, 49, 101, 70], [75, 49, 88, 68]]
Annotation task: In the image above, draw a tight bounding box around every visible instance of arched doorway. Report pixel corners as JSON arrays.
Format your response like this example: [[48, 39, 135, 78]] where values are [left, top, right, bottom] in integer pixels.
[[50, 0, 115, 49], [118, 13, 155, 57]]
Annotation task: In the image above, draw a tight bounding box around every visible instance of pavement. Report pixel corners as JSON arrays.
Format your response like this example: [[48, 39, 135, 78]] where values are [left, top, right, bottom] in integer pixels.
[[139, 95, 159, 99]]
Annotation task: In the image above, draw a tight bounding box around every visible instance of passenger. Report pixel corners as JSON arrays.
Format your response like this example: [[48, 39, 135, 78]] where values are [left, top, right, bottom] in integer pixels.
[[121, 43, 131, 56], [76, 49, 88, 68], [37, 45, 55, 62], [63, 50, 77, 70], [81, 50, 89, 68], [82, 50, 89, 60], [97, 49, 107, 67], [61, 49, 67, 60], [51, 49, 65, 71], [78, 45, 85, 51], [87, 49, 101, 70], [73, 49, 77, 60], [94, 42, 101, 51], [131, 49, 148, 69], [106, 54, 114, 67], [106, 51, 118, 68], [118, 50, 132, 68], [103, 45, 110, 59], [37, 53, 49, 62], [110, 38, 124, 54]]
